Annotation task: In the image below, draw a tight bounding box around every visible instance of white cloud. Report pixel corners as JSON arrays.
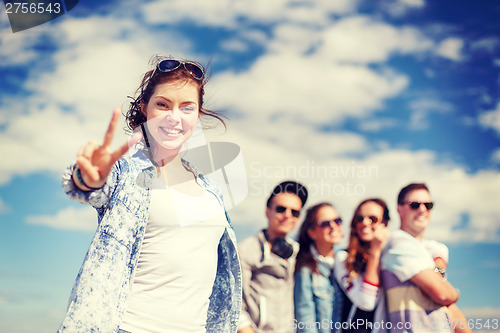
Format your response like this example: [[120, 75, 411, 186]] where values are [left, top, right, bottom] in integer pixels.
[[220, 39, 249, 53], [470, 37, 500, 53], [383, 0, 426, 18], [462, 307, 500, 319], [315, 16, 433, 64], [408, 98, 453, 130], [210, 53, 409, 124], [0, 26, 41, 66], [399, 0, 425, 6], [358, 118, 398, 131], [26, 206, 96, 231], [0, 197, 9, 213], [479, 102, 500, 135], [141, 0, 357, 28], [0, 106, 121, 185], [492, 149, 500, 163], [436, 37, 464, 61]]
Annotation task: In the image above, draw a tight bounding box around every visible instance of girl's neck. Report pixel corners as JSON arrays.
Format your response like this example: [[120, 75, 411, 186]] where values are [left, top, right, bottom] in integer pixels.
[[153, 149, 181, 167], [315, 242, 334, 258]]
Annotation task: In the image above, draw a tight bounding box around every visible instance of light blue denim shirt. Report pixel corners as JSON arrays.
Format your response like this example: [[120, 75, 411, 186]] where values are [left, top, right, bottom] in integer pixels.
[[58, 149, 242, 332], [294, 261, 342, 333]]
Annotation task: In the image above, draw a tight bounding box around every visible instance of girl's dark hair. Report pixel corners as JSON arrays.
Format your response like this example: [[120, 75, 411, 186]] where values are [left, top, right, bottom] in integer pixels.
[[125, 55, 225, 131], [295, 202, 334, 274], [345, 198, 390, 277]]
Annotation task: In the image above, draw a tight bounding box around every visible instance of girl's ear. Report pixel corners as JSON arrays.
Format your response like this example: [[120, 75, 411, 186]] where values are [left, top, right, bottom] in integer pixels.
[[307, 228, 316, 241], [140, 101, 147, 116]]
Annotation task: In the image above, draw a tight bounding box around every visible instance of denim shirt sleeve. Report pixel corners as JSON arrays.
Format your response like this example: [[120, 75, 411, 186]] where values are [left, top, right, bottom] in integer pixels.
[[294, 267, 320, 333], [62, 161, 120, 211]]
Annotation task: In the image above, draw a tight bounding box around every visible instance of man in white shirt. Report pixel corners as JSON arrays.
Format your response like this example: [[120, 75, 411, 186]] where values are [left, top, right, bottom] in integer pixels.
[[381, 183, 460, 333]]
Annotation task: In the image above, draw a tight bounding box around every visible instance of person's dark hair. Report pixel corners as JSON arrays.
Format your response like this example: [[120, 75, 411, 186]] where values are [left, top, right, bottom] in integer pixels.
[[397, 183, 429, 205], [295, 202, 333, 274], [345, 198, 390, 277], [125, 55, 225, 131], [266, 180, 308, 208]]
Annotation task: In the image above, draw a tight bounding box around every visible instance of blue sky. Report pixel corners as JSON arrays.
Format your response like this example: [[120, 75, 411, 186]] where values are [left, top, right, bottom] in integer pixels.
[[1, 0, 500, 332]]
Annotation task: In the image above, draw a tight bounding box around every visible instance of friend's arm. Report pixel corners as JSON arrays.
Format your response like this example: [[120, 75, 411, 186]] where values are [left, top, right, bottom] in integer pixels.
[[410, 268, 459, 306]]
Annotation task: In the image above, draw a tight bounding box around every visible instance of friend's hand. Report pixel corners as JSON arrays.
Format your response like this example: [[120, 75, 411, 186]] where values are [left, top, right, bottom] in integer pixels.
[[370, 223, 390, 253], [74, 108, 142, 190]]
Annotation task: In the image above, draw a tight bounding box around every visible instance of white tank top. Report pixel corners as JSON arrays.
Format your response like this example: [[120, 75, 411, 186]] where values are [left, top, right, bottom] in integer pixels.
[[120, 177, 227, 333]]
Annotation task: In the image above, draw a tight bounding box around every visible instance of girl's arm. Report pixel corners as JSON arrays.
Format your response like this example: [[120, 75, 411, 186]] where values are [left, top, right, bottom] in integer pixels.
[[334, 251, 378, 311], [294, 267, 320, 333]]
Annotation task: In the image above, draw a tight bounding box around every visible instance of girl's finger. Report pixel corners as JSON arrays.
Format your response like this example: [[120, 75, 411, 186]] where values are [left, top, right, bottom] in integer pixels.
[[102, 108, 121, 149], [110, 130, 143, 163], [76, 156, 100, 182], [82, 141, 99, 160]]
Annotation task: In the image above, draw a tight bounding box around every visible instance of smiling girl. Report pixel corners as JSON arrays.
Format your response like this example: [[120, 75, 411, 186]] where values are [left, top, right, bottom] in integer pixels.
[[58, 56, 241, 333], [333, 198, 390, 333], [294, 202, 344, 332]]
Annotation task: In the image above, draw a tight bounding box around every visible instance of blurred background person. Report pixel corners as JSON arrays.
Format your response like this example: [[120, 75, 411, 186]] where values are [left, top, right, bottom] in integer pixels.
[[294, 202, 344, 333], [238, 181, 308, 333], [334, 198, 390, 333]]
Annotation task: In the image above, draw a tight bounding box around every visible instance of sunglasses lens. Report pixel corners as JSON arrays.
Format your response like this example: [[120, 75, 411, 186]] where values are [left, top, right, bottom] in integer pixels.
[[275, 205, 286, 213], [369, 216, 379, 224], [319, 221, 330, 228], [275, 205, 300, 217], [158, 59, 180, 72], [408, 202, 433, 210], [355, 215, 364, 223], [184, 63, 204, 80], [409, 202, 421, 209], [334, 218, 342, 225]]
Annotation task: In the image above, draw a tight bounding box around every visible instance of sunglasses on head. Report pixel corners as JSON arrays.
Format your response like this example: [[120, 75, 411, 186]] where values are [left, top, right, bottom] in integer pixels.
[[156, 59, 204, 80], [355, 215, 380, 224], [275, 205, 301, 218], [318, 218, 343, 228], [406, 201, 434, 210]]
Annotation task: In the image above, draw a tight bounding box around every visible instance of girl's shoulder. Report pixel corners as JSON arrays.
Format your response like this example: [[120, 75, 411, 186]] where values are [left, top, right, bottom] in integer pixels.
[[334, 249, 348, 263]]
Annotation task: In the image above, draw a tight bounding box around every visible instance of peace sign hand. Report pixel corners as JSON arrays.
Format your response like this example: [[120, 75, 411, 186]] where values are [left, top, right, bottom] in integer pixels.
[[73, 108, 142, 190]]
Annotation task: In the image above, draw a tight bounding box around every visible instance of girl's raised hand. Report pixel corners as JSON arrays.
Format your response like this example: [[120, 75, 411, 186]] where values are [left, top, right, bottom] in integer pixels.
[[371, 223, 390, 252], [73, 108, 142, 190]]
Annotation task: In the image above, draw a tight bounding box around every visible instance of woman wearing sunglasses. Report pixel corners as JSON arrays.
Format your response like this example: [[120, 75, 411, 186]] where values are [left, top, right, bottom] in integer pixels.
[[294, 202, 344, 332], [58, 56, 241, 333], [333, 198, 390, 333]]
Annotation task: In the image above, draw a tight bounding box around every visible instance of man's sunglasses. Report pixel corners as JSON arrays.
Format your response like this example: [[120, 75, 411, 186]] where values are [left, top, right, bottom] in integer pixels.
[[318, 218, 343, 228], [406, 201, 434, 210], [354, 215, 380, 224], [156, 59, 204, 80], [275, 205, 300, 218]]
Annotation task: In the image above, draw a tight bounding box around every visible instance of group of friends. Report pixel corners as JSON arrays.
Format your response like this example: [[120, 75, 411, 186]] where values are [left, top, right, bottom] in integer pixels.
[[237, 181, 469, 333], [57, 56, 469, 333]]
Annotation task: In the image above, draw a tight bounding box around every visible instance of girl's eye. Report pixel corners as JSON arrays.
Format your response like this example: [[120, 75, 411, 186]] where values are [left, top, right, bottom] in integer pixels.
[[157, 102, 167, 108], [181, 105, 196, 113]]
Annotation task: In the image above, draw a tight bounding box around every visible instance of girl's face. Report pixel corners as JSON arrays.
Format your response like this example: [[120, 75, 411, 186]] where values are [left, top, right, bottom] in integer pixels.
[[355, 201, 384, 242], [307, 206, 343, 248], [142, 80, 200, 157]]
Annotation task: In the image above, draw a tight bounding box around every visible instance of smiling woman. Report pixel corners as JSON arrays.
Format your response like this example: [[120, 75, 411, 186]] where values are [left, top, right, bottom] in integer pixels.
[[294, 202, 344, 333], [333, 198, 390, 333], [57, 55, 241, 333]]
